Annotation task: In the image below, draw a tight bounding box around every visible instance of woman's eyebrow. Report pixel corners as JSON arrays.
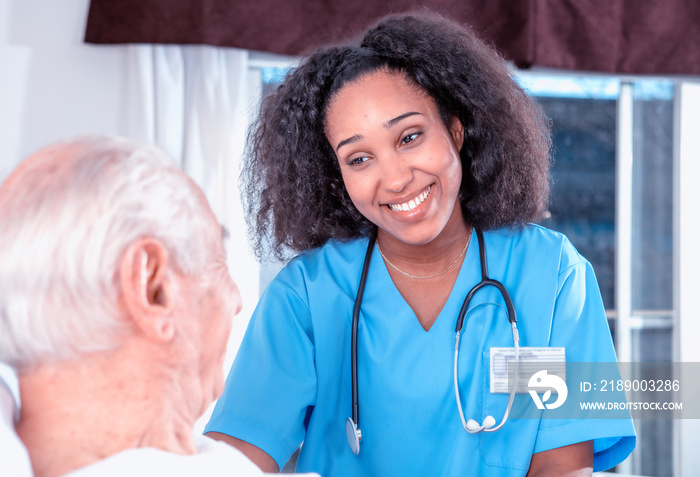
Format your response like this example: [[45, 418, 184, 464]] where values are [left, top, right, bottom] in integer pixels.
[[336, 134, 362, 152], [335, 112, 422, 152], [384, 111, 421, 128]]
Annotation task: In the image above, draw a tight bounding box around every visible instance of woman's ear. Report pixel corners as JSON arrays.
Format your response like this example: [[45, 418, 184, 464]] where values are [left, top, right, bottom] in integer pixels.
[[449, 116, 465, 151], [119, 238, 176, 343]]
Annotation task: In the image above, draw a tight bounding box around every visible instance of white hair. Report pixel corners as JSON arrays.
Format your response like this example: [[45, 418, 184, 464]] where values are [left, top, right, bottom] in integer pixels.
[[0, 135, 218, 368]]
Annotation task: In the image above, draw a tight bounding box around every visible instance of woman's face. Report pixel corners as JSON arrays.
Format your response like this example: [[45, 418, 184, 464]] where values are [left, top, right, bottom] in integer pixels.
[[325, 69, 465, 246]]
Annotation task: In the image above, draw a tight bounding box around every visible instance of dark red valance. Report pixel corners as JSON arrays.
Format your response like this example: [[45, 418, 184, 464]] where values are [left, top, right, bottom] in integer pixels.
[[84, 0, 700, 75]]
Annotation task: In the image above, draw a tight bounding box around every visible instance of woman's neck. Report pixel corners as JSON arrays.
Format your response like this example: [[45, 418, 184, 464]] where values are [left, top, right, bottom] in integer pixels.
[[376, 204, 472, 277]]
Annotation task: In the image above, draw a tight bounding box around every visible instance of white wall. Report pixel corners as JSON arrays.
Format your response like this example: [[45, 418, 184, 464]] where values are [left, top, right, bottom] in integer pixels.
[[0, 0, 125, 178]]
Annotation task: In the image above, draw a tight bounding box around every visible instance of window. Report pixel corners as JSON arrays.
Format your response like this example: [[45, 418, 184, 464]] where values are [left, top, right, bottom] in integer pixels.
[[519, 73, 676, 476], [519, 76, 619, 311]]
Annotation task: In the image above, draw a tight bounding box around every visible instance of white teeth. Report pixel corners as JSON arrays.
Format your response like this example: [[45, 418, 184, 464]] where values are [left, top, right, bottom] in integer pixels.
[[388, 186, 431, 212]]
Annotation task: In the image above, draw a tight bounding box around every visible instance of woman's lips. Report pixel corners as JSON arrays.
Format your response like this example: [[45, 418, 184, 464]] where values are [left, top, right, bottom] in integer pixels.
[[387, 185, 431, 212]]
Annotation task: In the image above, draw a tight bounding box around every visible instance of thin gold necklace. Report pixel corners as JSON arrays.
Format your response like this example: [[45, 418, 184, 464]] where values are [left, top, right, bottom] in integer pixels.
[[376, 227, 473, 280]]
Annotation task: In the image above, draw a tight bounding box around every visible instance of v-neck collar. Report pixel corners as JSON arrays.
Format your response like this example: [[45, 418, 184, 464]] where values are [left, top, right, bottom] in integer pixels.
[[364, 232, 482, 334]]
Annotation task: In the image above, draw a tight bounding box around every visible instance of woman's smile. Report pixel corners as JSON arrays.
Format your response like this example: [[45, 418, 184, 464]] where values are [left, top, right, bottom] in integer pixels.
[[386, 185, 431, 212]]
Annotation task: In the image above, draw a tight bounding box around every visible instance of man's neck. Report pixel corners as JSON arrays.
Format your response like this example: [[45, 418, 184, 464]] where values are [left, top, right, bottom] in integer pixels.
[[16, 346, 198, 477]]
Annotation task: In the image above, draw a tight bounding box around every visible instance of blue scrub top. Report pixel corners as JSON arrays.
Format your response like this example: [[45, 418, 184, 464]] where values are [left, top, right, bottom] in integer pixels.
[[206, 226, 635, 476]]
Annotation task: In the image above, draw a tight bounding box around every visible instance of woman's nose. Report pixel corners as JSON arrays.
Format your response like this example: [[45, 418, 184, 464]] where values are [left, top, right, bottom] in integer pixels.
[[379, 153, 413, 192]]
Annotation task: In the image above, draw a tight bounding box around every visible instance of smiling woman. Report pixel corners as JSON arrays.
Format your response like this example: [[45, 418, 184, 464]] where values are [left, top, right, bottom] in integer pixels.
[[205, 11, 636, 477]]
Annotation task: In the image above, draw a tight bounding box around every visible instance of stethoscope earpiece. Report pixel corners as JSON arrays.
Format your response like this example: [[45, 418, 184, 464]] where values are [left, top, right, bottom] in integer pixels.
[[482, 415, 497, 428], [465, 419, 481, 432], [465, 415, 497, 433]]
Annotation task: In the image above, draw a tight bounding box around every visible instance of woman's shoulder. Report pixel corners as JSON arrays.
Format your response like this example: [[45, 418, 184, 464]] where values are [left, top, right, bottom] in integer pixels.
[[289, 236, 370, 267], [486, 224, 586, 271], [272, 236, 372, 290]]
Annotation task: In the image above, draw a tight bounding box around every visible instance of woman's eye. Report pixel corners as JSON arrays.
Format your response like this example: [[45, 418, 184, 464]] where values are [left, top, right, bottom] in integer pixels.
[[401, 132, 421, 145], [348, 156, 369, 166]]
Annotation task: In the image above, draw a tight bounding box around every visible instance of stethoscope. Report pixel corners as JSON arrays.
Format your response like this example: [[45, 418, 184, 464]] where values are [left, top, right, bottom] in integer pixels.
[[345, 230, 521, 455]]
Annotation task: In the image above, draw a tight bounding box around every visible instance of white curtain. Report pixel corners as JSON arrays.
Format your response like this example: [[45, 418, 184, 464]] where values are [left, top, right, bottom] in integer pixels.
[[120, 45, 262, 428], [121, 44, 250, 219]]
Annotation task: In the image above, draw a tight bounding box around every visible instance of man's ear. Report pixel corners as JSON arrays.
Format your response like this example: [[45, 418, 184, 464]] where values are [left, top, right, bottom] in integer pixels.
[[120, 238, 176, 343], [449, 116, 465, 151]]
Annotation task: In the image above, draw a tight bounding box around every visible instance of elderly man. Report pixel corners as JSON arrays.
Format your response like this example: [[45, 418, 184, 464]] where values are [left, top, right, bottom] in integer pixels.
[[0, 136, 314, 476]]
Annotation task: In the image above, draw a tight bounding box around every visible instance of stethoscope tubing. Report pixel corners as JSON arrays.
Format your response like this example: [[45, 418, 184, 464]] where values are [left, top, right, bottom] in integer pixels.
[[455, 231, 516, 333], [350, 236, 376, 431], [454, 321, 520, 433]]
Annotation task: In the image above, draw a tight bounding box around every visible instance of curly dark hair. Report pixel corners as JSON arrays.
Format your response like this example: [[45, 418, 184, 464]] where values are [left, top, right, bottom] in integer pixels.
[[242, 11, 552, 261]]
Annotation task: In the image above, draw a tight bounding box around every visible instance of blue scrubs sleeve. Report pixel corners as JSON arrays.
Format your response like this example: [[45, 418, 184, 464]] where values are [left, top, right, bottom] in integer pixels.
[[533, 252, 636, 471], [204, 273, 317, 470]]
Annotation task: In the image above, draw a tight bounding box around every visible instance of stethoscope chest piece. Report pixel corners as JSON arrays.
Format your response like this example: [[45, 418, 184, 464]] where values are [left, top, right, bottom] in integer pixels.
[[346, 417, 361, 455]]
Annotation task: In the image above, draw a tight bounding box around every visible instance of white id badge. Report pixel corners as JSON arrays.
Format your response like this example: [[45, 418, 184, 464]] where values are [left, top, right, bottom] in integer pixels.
[[490, 347, 566, 393]]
